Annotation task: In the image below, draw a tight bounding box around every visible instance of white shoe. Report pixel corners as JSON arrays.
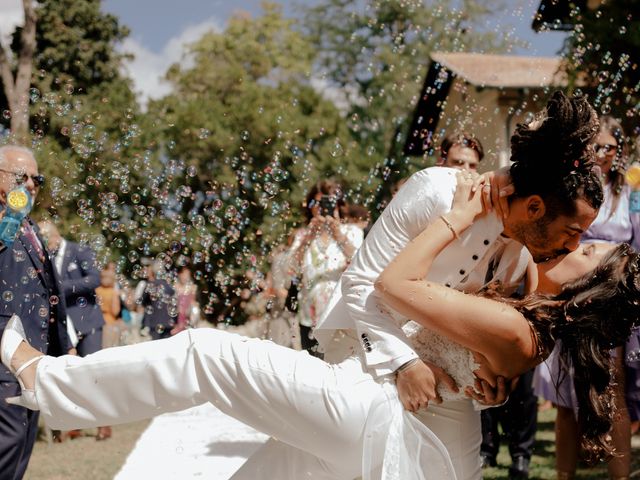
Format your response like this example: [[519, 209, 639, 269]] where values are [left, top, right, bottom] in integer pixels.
[[0, 315, 42, 410]]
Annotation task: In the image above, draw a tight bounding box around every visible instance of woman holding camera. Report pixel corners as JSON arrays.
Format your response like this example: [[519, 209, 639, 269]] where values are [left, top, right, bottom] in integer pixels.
[[289, 179, 364, 354]]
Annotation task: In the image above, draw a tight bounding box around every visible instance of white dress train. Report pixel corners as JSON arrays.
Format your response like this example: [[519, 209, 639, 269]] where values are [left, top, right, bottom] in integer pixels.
[[33, 328, 465, 479]]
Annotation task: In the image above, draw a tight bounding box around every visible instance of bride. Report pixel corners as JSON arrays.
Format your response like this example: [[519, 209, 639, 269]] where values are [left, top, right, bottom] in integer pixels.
[[2, 173, 638, 479]]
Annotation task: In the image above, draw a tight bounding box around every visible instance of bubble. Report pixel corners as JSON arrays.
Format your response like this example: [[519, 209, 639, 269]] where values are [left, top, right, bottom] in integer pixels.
[[29, 88, 40, 103], [77, 297, 88, 308], [619, 26, 627, 35], [20, 276, 29, 285], [128, 251, 139, 263], [240, 130, 250, 141], [628, 349, 640, 362], [2, 110, 10, 120], [187, 166, 197, 177], [39, 307, 48, 317], [263, 182, 278, 196], [198, 128, 210, 139], [49, 295, 59, 305], [27, 267, 38, 279], [13, 251, 26, 262], [2, 291, 13, 302]]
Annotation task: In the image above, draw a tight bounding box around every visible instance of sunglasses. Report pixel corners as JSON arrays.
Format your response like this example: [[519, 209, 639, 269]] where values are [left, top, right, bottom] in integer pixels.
[[0, 168, 45, 187], [594, 143, 618, 155]]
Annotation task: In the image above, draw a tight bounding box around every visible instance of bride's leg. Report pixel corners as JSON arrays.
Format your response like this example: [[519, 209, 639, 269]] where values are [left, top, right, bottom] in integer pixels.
[[34, 328, 376, 473]]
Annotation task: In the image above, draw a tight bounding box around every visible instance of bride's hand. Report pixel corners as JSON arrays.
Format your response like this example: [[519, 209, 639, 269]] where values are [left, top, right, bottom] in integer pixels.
[[449, 171, 486, 228]]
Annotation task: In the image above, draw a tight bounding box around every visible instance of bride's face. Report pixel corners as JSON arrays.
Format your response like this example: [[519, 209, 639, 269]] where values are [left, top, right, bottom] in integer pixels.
[[536, 242, 616, 295]]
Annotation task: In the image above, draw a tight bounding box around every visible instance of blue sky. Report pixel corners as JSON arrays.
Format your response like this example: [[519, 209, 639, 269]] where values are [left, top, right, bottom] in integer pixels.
[[1, 0, 567, 104]]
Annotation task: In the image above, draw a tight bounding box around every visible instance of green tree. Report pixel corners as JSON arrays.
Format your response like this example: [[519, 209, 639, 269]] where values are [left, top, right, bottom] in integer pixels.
[[560, 0, 640, 136], [301, 0, 513, 206], [1, 0, 164, 276], [0, 0, 36, 141], [148, 3, 371, 323]]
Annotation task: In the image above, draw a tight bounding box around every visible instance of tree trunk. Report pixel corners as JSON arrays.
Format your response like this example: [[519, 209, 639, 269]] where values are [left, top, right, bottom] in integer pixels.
[[0, 0, 36, 144]]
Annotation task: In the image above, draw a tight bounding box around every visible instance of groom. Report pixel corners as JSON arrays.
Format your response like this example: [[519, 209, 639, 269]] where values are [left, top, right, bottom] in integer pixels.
[[313, 92, 602, 480]]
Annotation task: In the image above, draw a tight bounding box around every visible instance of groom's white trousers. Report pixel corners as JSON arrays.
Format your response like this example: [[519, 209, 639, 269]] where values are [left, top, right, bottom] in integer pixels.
[[34, 328, 481, 479]]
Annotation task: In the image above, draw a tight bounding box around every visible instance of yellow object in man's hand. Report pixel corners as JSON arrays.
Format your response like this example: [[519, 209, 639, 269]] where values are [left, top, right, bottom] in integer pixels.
[[7, 189, 29, 210]]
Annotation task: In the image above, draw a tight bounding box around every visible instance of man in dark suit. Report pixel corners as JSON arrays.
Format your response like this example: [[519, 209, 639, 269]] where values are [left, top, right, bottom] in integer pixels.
[[38, 221, 112, 440], [140, 262, 177, 340], [38, 222, 105, 357], [0, 145, 72, 480]]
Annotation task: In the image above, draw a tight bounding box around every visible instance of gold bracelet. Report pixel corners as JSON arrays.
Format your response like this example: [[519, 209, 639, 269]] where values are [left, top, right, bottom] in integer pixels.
[[440, 215, 460, 240]]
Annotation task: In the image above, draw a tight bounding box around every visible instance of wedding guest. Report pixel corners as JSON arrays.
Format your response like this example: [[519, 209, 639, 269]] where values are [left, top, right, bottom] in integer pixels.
[[436, 131, 485, 171], [96, 262, 122, 349], [140, 262, 177, 341], [264, 243, 299, 349], [39, 220, 108, 442], [0, 145, 72, 479], [288, 179, 364, 355], [341, 203, 371, 236], [171, 266, 198, 335]]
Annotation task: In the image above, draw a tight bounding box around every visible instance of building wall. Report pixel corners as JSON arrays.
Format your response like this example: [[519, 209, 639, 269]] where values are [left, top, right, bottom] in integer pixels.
[[432, 80, 548, 172]]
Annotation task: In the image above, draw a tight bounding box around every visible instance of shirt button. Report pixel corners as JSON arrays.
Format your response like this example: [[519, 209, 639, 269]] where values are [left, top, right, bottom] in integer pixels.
[[445, 283, 451, 287], [483, 239, 490, 245], [472, 255, 478, 260], [459, 269, 465, 275]]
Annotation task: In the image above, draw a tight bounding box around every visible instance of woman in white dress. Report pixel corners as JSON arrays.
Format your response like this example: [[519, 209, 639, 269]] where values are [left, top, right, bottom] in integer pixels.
[[2, 173, 639, 479], [288, 179, 363, 354]]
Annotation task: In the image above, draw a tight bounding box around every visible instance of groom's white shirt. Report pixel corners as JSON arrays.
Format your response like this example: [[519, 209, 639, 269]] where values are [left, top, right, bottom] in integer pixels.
[[316, 167, 532, 376]]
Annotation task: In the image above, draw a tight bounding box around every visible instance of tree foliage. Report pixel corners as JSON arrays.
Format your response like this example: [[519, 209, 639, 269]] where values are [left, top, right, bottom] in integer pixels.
[[560, 0, 640, 137], [301, 0, 513, 206], [147, 3, 374, 322], [0, 0, 162, 277]]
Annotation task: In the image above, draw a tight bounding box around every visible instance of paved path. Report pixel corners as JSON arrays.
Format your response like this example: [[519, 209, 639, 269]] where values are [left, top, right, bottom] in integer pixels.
[[115, 403, 269, 479]]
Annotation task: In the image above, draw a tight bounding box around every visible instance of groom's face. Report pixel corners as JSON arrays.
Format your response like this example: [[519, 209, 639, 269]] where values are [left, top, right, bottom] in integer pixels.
[[512, 197, 598, 263]]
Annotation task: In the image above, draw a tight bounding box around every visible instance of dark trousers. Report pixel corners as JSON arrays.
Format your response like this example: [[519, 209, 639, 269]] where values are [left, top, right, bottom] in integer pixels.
[[150, 326, 172, 341], [76, 327, 103, 357], [480, 368, 538, 461], [0, 382, 39, 480], [299, 324, 322, 358]]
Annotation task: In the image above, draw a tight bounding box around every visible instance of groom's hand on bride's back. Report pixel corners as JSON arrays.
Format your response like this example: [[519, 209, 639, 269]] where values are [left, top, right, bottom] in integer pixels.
[[395, 359, 459, 412]]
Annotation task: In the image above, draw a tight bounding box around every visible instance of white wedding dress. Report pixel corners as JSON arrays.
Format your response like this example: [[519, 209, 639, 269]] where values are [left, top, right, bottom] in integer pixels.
[[29, 325, 479, 480]]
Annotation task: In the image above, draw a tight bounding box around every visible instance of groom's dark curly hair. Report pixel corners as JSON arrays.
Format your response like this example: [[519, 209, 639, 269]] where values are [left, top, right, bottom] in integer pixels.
[[509, 91, 604, 218]]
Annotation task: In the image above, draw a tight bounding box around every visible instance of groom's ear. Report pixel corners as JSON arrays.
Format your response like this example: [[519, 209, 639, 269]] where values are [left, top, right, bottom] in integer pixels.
[[524, 195, 546, 221]]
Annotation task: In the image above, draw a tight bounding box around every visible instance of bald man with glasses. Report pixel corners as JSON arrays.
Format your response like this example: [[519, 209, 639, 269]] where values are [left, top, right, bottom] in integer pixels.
[[0, 145, 72, 480]]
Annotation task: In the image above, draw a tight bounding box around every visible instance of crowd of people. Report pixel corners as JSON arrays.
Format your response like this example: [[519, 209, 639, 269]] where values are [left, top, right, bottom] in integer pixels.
[[1, 90, 640, 480]]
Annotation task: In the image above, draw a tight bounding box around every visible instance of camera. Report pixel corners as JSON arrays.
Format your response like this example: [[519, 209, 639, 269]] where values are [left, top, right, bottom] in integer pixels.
[[319, 195, 335, 217]]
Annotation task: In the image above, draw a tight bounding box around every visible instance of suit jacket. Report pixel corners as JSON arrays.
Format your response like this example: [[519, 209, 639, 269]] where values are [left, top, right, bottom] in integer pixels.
[[0, 218, 72, 383], [316, 167, 531, 376], [57, 240, 105, 335], [141, 278, 177, 330]]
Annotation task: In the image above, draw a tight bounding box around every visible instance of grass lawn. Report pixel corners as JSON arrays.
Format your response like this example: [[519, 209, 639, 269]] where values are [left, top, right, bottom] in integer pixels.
[[22, 407, 640, 479], [483, 408, 640, 479], [24, 419, 150, 480]]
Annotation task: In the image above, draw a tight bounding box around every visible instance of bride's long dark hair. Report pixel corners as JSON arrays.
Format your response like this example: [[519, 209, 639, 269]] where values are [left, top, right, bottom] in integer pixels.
[[509, 243, 640, 462]]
